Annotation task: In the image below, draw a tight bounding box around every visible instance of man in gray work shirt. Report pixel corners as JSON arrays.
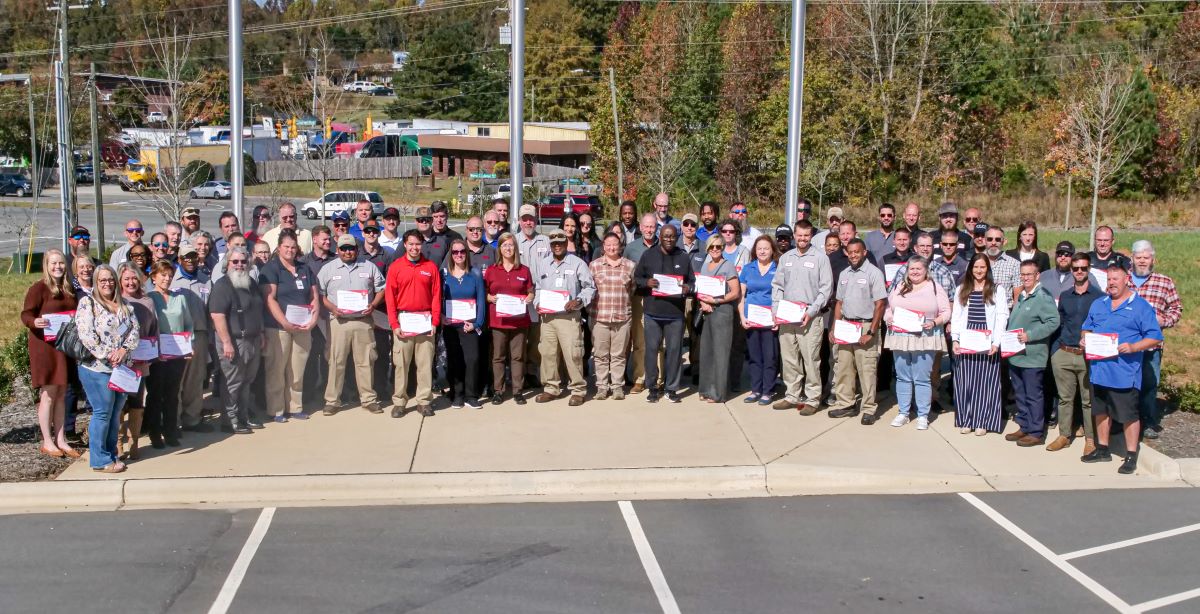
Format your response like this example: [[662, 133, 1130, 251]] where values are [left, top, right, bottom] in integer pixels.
[[771, 220, 833, 413], [317, 235, 387, 416], [532, 229, 596, 406], [827, 238, 888, 421]]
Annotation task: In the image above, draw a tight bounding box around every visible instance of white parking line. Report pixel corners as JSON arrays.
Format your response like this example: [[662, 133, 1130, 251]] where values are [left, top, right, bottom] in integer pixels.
[[959, 493, 1136, 614], [208, 507, 276, 614], [618, 500, 681, 614], [1062, 522, 1200, 560], [1133, 586, 1200, 612]]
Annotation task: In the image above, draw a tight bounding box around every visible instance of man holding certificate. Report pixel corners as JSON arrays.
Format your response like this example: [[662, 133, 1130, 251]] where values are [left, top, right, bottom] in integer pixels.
[[634, 224, 693, 403], [827, 239, 888, 420], [1047, 252, 1105, 453], [1080, 266, 1163, 474], [770, 220, 832, 413], [533, 229, 595, 406], [317, 235, 386, 416], [386, 230, 443, 418], [1003, 260, 1061, 447]]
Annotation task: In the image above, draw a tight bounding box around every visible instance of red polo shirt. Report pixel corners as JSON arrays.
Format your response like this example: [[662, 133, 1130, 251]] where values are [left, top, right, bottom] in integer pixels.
[[385, 256, 442, 328], [483, 263, 533, 329]]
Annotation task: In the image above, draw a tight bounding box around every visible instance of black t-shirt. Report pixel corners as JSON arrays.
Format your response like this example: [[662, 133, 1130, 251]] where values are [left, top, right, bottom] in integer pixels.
[[209, 276, 265, 338], [259, 258, 317, 329]]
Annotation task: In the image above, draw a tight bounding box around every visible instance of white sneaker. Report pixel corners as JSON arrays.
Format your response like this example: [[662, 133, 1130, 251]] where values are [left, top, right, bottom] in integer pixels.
[[916, 417, 929, 430], [890, 415, 910, 428]]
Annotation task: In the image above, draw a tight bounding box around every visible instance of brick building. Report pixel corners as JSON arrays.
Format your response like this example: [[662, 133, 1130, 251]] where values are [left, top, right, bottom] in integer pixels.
[[417, 122, 590, 179]]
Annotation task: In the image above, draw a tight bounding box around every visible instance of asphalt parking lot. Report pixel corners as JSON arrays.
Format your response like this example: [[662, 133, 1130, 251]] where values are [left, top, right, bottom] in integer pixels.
[[2, 489, 1198, 613]]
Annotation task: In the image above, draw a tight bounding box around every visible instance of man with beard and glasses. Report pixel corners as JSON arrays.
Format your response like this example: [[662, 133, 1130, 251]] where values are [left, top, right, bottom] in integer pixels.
[[261, 203, 313, 254], [209, 247, 266, 434], [813, 206, 843, 246], [937, 202, 974, 258], [1129, 240, 1181, 440], [1046, 252, 1105, 454], [939, 229, 969, 285], [318, 235, 386, 416], [1041, 241, 1086, 300], [983, 226, 1022, 309], [171, 243, 214, 432], [729, 201, 762, 243]]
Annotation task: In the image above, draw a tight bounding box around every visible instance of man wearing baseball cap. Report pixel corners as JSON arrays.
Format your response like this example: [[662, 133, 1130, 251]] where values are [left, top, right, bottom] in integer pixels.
[[813, 206, 843, 246], [679, 213, 701, 255], [179, 206, 202, 242], [937, 201, 974, 258], [331, 210, 352, 241], [379, 207, 403, 252], [775, 225, 794, 254], [317, 233, 387, 416], [516, 204, 550, 264], [533, 229, 595, 406], [1041, 241, 1084, 300]]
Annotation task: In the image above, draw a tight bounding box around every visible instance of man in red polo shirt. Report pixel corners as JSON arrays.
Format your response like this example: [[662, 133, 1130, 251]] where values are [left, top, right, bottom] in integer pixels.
[[385, 229, 442, 418]]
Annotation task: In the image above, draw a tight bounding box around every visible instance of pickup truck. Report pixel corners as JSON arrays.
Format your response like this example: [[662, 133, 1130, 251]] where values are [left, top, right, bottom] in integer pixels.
[[536, 193, 603, 224]]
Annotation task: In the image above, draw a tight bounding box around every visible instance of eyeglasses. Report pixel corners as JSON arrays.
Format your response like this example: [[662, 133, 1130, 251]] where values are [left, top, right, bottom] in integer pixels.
[[416, 217, 432, 223], [71, 234, 90, 241], [731, 209, 747, 215], [256, 213, 271, 219], [280, 215, 296, 221], [333, 221, 349, 227], [984, 237, 1004, 243], [466, 226, 482, 232], [363, 227, 379, 234], [940, 242, 957, 246], [184, 215, 199, 220], [125, 227, 143, 233], [1020, 272, 1038, 278], [1056, 251, 1072, 257], [338, 245, 357, 252], [451, 249, 467, 255], [228, 259, 248, 265], [682, 221, 697, 227], [581, 222, 592, 227], [130, 252, 149, 259], [708, 245, 724, 251], [879, 213, 894, 218], [1071, 266, 1089, 272], [152, 242, 169, 248], [485, 220, 500, 225], [964, 217, 980, 222], [97, 278, 116, 284], [720, 229, 736, 234]]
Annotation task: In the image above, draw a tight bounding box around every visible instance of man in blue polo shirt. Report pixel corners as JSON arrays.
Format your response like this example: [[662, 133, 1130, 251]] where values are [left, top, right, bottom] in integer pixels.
[[1080, 266, 1163, 474]]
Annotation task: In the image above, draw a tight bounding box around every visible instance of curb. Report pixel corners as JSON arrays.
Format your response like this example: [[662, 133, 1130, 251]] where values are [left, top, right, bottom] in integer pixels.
[[766, 464, 993, 495], [1176, 459, 1200, 486], [0, 480, 125, 512], [1138, 445, 1183, 481]]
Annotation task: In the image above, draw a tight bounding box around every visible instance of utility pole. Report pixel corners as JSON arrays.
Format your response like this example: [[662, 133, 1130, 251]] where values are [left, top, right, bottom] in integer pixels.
[[27, 77, 39, 203], [508, 0, 525, 228], [783, 0, 807, 227], [608, 67, 623, 202], [311, 48, 319, 118], [50, 1, 85, 232], [88, 63, 104, 255], [229, 0, 245, 226]]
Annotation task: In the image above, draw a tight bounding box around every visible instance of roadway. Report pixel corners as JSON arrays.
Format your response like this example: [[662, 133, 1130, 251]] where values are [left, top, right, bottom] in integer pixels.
[[2, 489, 1198, 613]]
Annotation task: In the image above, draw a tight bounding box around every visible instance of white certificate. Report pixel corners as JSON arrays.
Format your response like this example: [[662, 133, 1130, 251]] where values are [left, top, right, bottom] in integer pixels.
[[885, 264, 903, 287], [1089, 267, 1108, 289], [335, 289, 369, 312], [285, 304, 313, 326], [959, 329, 992, 354], [652, 274, 684, 297], [775, 300, 809, 324], [832, 320, 863, 344], [891, 307, 925, 333], [131, 337, 159, 361], [694, 274, 726, 298], [42, 311, 74, 341], [496, 293, 527, 317], [447, 299, 477, 324], [108, 365, 142, 393], [537, 289, 569, 314], [1084, 332, 1119, 360], [746, 304, 774, 328], [399, 312, 433, 335], [1000, 329, 1026, 358], [159, 332, 193, 358]]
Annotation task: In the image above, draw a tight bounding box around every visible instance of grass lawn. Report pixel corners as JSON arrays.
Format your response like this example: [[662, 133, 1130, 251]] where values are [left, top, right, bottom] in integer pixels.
[[0, 268, 41, 344]]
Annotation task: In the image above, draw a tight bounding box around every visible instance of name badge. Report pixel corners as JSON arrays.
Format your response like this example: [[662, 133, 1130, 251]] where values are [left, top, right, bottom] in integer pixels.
[[555, 277, 564, 288], [295, 279, 305, 290], [786, 261, 794, 267], [358, 272, 369, 278], [857, 278, 867, 284], [332, 275, 343, 281], [804, 261, 815, 269]]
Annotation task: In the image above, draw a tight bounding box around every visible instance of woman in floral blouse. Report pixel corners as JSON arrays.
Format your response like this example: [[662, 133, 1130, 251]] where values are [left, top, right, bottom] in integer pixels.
[[75, 264, 140, 473]]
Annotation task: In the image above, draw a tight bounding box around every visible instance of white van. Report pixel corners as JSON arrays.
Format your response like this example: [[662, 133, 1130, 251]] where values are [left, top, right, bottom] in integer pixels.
[[300, 190, 385, 219]]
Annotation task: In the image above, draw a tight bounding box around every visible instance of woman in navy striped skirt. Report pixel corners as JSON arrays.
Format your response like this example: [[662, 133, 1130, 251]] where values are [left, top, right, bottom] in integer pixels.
[[949, 254, 1009, 435]]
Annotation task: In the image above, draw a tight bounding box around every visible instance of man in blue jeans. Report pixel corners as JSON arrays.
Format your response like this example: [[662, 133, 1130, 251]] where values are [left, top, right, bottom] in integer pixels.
[[1129, 240, 1182, 440]]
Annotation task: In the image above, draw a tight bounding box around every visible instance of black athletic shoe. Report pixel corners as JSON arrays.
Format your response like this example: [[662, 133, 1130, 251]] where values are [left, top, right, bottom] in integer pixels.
[[647, 389, 660, 403], [1118, 452, 1139, 474], [1081, 447, 1112, 463]]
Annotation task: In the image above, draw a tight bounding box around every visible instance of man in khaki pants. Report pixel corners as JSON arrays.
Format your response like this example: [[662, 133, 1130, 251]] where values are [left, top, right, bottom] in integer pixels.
[[772, 220, 833, 414], [317, 235, 386, 415], [533, 230, 596, 406], [386, 230, 442, 417], [827, 239, 887, 420]]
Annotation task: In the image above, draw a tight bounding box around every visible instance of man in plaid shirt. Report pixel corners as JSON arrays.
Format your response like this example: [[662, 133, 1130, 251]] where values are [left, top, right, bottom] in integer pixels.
[[983, 226, 1021, 308], [1131, 240, 1182, 439]]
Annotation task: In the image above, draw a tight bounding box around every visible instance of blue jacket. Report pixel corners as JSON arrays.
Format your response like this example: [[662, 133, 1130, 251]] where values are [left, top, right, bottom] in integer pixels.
[[441, 268, 486, 330]]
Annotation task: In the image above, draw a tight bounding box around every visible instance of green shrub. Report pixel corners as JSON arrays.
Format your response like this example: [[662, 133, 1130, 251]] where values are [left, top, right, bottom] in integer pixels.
[[225, 153, 258, 186], [0, 332, 30, 404], [180, 160, 215, 190], [1000, 163, 1030, 196]]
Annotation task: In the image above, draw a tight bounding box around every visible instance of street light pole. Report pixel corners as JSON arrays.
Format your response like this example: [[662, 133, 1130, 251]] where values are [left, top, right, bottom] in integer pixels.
[[783, 0, 807, 228], [508, 0, 525, 229], [229, 0, 245, 225]]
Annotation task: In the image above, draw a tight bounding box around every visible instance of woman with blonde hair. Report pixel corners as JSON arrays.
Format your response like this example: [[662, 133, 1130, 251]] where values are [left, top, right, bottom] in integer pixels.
[[738, 234, 780, 405], [483, 232, 534, 404], [75, 265, 140, 473], [117, 262, 158, 460], [21, 249, 79, 458]]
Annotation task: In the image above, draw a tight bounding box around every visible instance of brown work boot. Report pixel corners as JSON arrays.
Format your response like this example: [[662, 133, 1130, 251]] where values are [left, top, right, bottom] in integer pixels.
[[1016, 434, 1045, 447], [568, 395, 585, 407], [1083, 437, 1096, 456], [630, 383, 646, 394], [797, 404, 820, 416], [363, 402, 383, 414], [772, 399, 796, 411], [1004, 430, 1027, 442], [322, 405, 338, 416], [535, 392, 557, 403], [1046, 435, 1072, 452]]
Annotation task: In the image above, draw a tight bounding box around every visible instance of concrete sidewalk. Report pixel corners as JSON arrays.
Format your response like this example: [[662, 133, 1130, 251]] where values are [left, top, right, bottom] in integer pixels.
[[36, 389, 1188, 511]]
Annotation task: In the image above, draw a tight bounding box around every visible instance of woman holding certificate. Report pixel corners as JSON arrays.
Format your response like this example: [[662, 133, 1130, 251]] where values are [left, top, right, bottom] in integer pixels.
[[442, 238, 487, 409], [75, 265, 141, 473], [484, 233, 534, 405], [117, 262, 158, 460], [21, 250, 79, 458], [884, 256, 950, 430], [697, 235, 743, 403], [737, 235, 779, 405], [949, 254, 1009, 435], [261, 232, 319, 423], [146, 259, 194, 448]]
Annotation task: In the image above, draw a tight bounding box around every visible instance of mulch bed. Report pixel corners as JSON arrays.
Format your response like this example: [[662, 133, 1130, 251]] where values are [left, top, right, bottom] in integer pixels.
[[1145, 408, 1200, 459], [0, 380, 84, 482]]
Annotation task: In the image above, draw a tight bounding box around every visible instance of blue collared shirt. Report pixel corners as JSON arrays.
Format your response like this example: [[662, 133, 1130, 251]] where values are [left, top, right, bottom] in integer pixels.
[[737, 260, 776, 317], [1082, 293, 1163, 389]]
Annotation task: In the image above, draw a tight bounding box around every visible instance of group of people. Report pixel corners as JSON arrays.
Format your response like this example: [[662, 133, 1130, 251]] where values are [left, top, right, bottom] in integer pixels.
[[22, 194, 1179, 476]]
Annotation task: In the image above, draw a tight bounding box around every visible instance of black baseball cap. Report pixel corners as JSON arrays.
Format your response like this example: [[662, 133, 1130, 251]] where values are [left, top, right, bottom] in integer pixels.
[[972, 222, 989, 236], [775, 224, 793, 238], [382, 207, 400, 219], [1055, 240, 1075, 255]]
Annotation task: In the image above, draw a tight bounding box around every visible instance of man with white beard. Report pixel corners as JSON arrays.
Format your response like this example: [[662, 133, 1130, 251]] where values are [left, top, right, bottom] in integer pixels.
[[983, 225, 1022, 309], [209, 247, 267, 434], [1129, 240, 1182, 440]]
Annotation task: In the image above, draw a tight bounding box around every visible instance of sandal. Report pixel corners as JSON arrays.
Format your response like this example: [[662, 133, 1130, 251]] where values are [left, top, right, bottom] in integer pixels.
[[91, 463, 126, 474], [60, 447, 82, 459], [39, 445, 65, 458]]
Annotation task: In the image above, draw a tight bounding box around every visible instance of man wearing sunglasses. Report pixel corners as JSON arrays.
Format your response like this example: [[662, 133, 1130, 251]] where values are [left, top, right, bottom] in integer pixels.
[[729, 201, 762, 243], [331, 210, 353, 241], [652, 192, 682, 233], [482, 210, 504, 248], [317, 234, 387, 416], [210, 247, 267, 434], [1047, 251, 1105, 454], [360, 219, 396, 403], [66, 225, 92, 262], [938, 229, 968, 285], [109, 219, 145, 268], [983, 226, 1021, 308], [172, 243, 216, 432], [864, 203, 897, 265], [1041, 240, 1086, 300], [262, 203, 313, 254], [454, 216, 496, 272]]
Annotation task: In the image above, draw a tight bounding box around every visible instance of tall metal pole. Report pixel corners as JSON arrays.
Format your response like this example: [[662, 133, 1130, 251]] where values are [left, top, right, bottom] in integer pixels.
[[89, 63, 105, 255], [783, 0, 807, 228], [27, 77, 41, 274], [608, 67, 624, 202], [229, 0, 245, 226], [54, 61, 71, 254], [56, 1, 77, 227], [508, 0, 524, 228]]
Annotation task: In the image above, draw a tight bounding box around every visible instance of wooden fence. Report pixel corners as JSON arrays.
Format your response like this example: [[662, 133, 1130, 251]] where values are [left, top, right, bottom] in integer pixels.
[[256, 156, 422, 183]]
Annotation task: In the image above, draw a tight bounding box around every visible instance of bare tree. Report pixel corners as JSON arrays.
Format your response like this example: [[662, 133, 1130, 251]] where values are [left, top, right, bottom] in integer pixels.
[[800, 137, 855, 212], [909, 0, 941, 123], [1062, 60, 1141, 249], [838, 0, 917, 160], [631, 121, 692, 198]]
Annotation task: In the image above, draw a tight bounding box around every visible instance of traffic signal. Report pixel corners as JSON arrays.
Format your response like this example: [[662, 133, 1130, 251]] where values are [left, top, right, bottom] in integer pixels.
[[275, 120, 283, 139], [324, 116, 332, 140], [288, 117, 297, 139]]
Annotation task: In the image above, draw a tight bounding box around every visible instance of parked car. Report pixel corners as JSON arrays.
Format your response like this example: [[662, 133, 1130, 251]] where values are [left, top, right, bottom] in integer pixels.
[[536, 193, 602, 224], [0, 173, 33, 197], [369, 86, 395, 97], [300, 190, 385, 220], [342, 81, 380, 93], [146, 111, 166, 124], [75, 164, 95, 185], [190, 180, 232, 200]]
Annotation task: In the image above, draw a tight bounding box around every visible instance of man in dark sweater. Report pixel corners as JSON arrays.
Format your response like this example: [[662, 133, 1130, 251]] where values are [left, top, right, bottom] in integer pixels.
[[634, 225, 694, 403]]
